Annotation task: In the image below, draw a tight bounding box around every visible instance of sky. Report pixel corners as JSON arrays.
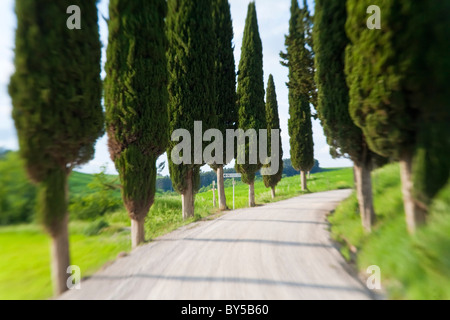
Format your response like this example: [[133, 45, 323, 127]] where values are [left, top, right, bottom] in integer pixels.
[[0, 0, 352, 176]]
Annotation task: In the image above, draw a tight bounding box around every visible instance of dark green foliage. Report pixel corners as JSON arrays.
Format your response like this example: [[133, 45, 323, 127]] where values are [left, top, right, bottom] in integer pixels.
[[281, 0, 315, 173], [289, 97, 314, 172], [263, 75, 283, 189], [314, 0, 359, 159], [346, 0, 450, 204], [156, 176, 174, 192], [166, 0, 217, 194], [235, 2, 267, 185], [313, 0, 379, 167], [9, 0, 103, 234], [283, 159, 321, 176], [105, 0, 168, 219], [0, 152, 37, 225], [300, 0, 317, 109], [210, 0, 237, 170]]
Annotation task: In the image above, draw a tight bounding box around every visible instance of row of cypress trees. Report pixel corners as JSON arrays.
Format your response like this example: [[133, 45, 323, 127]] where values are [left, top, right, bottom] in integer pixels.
[[313, 0, 382, 232], [107, 0, 285, 271], [313, 0, 450, 234], [9, 0, 286, 296]]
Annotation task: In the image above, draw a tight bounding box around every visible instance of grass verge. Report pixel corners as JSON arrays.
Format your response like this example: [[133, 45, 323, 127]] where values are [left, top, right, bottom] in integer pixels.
[[329, 163, 450, 299]]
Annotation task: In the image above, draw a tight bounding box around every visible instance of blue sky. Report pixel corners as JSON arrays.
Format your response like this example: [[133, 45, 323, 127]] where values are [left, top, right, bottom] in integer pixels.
[[0, 0, 352, 176]]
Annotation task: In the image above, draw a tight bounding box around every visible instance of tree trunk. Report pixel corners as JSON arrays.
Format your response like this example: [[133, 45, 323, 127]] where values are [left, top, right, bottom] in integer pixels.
[[400, 154, 427, 234], [182, 169, 195, 219], [301, 171, 307, 191], [249, 181, 255, 207], [217, 165, 228, 210], [131, 218, 145, 249], [50, 214, 70, 296], [307, 171, 311, 179], [354, 162, 375, 232], [271, 186, 276, 199], [212, 181, 216, 207]]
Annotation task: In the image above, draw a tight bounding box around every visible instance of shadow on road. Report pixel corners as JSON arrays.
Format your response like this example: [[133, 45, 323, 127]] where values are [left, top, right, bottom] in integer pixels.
[[220, 218, 329, 226], [91, 273, 368, 294], [155, 237, 334, 248]]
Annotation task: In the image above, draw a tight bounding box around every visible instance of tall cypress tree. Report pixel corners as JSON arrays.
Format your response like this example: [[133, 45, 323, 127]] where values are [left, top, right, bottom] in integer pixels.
[[9, 0, 103, 295], [105, 0, 168, 248], [235, 2, 266, 207], [263, 75, 283, 199], [346, 0, 450, 233], [166, 0, 217, 219], [280, 0, 314, 191], [211, 0, 236, 211], [301, 0, 317, 109], [314, 0, 381, 231]]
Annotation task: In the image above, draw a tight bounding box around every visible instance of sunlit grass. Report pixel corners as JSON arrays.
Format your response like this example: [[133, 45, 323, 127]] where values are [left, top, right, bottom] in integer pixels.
[[0, 224, 130, 300], [329, 163, 450, 299], [0, 167, 353, 300]]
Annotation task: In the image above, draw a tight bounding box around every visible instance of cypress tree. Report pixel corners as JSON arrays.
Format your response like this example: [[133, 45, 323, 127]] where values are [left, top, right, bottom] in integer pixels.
[[166, 0, 217, 219], [314, 0, 382, 231], [263, 75, 284, 199], [280, 0, 314, 191], [235, 2, 266, 207], [301, 0, 317, 109], [105, 0, 168, 247], [211, 0, 237, 211], [346, 1, 450, 233], [9, 0, 103, 294]]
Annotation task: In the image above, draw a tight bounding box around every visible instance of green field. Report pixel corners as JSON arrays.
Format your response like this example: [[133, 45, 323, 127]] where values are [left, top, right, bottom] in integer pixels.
[[329, 163, 450, 300], [0, 167, 353, 300]]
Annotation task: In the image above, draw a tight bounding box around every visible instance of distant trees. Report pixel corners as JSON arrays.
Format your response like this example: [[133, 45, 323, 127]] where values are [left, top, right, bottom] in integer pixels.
[[235, 2, 267, 207], [166, 0, 217, 219], [281, 0, 315, 191], [211, 0, 237, 211], [263, 75, 284, 199], [314, 0, 380, 231], [9, 1, 103, 294], [0, 152, 37, 225], [346, 0, 450, 233], [0, 148, 9, 158], [105, 0, 169, 247]]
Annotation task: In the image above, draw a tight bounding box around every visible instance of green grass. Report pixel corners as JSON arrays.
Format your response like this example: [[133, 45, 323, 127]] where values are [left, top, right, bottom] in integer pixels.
[[142, 167, 354, 240], [329, 163, 450, 299], [0, 167, 353, 300], [0, 223, 130, 300]]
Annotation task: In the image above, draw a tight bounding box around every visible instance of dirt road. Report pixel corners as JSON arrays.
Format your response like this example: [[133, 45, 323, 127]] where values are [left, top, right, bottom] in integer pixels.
[[60, 189, 373, 300]]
